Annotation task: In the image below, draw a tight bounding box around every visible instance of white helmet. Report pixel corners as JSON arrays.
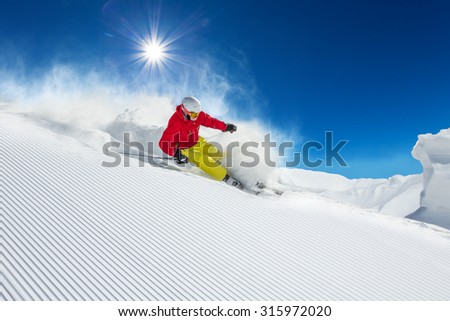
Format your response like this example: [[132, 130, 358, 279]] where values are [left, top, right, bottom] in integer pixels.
[[182, 96, 201, 113]]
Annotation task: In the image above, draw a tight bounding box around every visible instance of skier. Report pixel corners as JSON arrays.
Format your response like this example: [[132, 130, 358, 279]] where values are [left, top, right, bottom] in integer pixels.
[[159, 96, 242, 188]]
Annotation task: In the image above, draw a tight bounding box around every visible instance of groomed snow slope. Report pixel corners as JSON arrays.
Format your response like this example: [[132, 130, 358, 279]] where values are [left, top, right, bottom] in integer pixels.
[[1, 112, 450, 300]]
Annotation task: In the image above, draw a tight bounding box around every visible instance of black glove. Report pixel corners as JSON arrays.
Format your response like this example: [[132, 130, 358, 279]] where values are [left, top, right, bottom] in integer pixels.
[[174, 149, 189, 164], [225, 123, 237, 133]]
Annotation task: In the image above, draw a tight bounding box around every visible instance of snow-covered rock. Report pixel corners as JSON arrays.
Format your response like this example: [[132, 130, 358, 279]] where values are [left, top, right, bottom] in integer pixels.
[[407, 128, 450, 229]]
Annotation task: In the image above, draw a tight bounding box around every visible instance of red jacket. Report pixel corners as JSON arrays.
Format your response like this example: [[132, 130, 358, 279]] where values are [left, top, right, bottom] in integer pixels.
[[159, 105, 227, 156]]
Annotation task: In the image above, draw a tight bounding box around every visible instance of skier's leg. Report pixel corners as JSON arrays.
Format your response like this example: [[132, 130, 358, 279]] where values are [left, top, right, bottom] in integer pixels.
[[197, 137, 224, 162], [196, 137, 242, 188], [181, 143, 227, 181]]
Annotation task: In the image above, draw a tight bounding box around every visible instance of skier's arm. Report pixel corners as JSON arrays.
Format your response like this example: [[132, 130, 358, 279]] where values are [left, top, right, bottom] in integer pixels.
[[200, 113, 228, 131]]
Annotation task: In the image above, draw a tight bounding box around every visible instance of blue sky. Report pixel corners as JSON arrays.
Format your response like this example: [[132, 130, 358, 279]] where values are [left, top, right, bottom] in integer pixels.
[[1, 0, 450, 178]]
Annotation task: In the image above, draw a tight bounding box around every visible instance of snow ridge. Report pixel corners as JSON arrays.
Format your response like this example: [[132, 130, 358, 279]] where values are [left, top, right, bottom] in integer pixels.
[[278, 168, 422, 218]]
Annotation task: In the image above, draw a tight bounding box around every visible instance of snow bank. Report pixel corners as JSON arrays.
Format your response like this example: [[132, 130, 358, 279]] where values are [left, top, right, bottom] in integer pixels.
[[277, 168, 422, 217], [408, 128, 450, 229]]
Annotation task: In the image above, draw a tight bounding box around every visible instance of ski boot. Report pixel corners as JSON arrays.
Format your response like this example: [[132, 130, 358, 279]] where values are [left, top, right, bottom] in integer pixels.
[[223, 174, 243, 190]]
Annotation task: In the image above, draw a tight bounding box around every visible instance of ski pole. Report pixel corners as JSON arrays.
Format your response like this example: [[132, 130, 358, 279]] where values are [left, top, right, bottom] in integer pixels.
[[119, 152, 174, 160], [205, 132, 223, 140]]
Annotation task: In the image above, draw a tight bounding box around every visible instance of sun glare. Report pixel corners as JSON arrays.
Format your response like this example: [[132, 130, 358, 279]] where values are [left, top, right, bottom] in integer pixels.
[[144, 42, 165, 63], [134, 37, 173, 76], [108, 5, 191, 77], [111, 7, 190, 77]]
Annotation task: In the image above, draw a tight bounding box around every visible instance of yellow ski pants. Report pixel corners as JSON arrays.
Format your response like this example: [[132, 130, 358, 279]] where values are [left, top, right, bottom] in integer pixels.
[[180, 137, 227, 181]]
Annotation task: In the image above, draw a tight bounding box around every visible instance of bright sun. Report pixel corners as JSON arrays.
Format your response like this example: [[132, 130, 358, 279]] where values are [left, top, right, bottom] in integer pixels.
[[133, 36, 172, 75], [144, 43, 164, 62]]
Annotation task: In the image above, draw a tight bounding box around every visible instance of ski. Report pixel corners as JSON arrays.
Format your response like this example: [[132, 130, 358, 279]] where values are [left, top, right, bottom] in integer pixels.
[[119, 152, 193, 172], [255, 181, 284, 196], [239, 182, 284, 197], [121, 152, 284, 196]]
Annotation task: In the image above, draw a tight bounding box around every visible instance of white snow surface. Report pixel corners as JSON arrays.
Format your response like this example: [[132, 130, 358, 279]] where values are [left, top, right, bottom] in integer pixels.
[[407, 129, 450, 230], [2, 111, 450, 300]]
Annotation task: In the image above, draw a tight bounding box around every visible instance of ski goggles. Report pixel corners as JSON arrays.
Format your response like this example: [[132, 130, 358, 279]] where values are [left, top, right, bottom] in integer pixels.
[[182, 105, 199, 119]]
